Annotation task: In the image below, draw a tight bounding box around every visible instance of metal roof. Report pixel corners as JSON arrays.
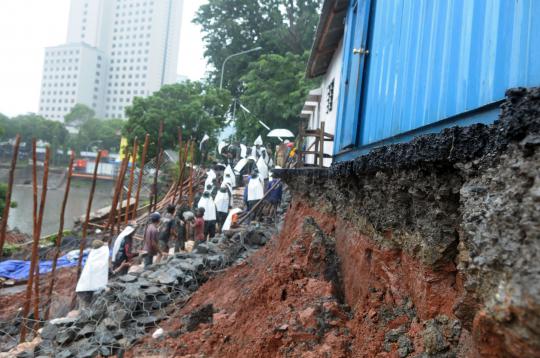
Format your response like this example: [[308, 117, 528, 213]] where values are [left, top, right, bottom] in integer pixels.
[[306, 0, 349, 78]]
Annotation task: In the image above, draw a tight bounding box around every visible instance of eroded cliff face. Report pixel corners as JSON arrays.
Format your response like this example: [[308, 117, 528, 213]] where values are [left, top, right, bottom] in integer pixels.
[[275, 88, 540, 357]]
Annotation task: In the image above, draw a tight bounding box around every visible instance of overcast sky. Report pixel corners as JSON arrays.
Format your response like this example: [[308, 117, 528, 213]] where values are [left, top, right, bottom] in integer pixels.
[[0, 0, 208, 117]]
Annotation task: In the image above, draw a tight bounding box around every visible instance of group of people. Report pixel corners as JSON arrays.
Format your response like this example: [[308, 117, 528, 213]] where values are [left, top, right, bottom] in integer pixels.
[[76, 135, 284, 307]]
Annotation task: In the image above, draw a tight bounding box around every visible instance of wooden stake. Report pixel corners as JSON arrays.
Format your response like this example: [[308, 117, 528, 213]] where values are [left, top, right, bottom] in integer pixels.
[[76, 150, 103, 279], [32, 146, 50, 332], [151, 121, 164, 212], [20, 139, 42, 342], [132, 134, 149, 220], [44, 151, 74, 320], [171, 128, 183, 204], [125, 138, 138, 223], [319, 121, 325, 167], [0, 135, 20, 257], [175, 141, 190, 205], [188, 141, 195, 207], [109, 157, 129, 236]]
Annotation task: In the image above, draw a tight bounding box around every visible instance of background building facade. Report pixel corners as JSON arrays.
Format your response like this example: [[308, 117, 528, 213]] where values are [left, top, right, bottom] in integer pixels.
[[39, 0, 184, 121]]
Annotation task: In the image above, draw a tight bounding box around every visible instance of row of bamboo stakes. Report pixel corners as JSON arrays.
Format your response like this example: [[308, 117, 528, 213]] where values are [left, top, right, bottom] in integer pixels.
[[0, 121, 199, 343]]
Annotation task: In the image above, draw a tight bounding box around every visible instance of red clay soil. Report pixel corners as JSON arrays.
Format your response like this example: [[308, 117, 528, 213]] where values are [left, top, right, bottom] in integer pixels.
[[129, 199, 480, 357], [0, 266, 78, 322]]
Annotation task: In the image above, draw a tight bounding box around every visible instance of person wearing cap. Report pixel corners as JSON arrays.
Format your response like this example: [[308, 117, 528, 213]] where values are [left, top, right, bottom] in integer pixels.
[[143, 212, 161, 267], [76, 239, 109, 308], [111, 225, 138, 276]]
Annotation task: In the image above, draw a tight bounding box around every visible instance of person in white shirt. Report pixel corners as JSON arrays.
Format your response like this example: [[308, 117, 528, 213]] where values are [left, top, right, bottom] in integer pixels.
[[75, 240, 109, 308], [198, 190, 217, 239], [214, 184, 231, 232]]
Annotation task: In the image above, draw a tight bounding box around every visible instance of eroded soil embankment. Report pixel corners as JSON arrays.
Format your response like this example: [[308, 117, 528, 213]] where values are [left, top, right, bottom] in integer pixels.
[[129, 87, 539, 357], [274, 87, 540, 357]]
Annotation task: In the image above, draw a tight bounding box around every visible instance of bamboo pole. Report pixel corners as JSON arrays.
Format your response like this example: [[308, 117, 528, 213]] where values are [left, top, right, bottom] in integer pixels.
[[19, 140, 42, 342], [188, 141, 195, 207], [171, 128, 183, 205], [151, 121, 164, 212], [76, 150, 103, 279], [175, 141, 190, 205], [110, 157, 129, 236], [116, 154, 128, 233], [0, 135, 20, 257], [132, 134, 149, 220], [44, 151, 74, 320], [319, 121, 325, 168], [32, 146, 50, 332], [237, 179, 281, 225], [116, 154, 130, 233], [125, 138, 138, 224]]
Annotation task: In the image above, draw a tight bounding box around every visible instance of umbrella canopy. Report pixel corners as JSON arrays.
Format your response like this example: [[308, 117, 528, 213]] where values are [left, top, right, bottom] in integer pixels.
[[218, 141, 228, 154], [267, 129, 295, 138]]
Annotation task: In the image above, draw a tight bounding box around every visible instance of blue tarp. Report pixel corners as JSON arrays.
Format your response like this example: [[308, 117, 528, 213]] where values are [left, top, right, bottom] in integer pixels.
[[0, 250, 89, 281]]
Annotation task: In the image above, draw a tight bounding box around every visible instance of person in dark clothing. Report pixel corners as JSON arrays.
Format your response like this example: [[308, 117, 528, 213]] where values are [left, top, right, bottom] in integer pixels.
[[174, 200, 191, 252], [266, 177, 283, 222], [143, 212, 161, 267], [158, 205, 176, 258], [211, 179, 218, 197], [193, 191, 203, 212]]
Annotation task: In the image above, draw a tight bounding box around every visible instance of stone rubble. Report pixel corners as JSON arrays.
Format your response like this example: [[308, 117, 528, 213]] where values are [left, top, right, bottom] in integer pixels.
[[17, 226, 274, 358]]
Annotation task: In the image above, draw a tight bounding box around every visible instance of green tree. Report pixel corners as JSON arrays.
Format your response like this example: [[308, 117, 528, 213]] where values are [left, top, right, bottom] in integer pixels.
[[0, 183, 7, 216], [70, 118, 124, 152], [124, 81, 231, 158], [237, 52, 315, 141], [0, 114, 69, 164], [64, 104, 95, 128], [0, 113, 6, 137], [194, 0, 321, 93]]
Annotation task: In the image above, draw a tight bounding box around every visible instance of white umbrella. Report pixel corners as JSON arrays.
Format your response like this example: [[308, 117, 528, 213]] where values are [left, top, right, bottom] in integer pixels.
[[267, 129, 295, 138], [218, 141, 228, 154]]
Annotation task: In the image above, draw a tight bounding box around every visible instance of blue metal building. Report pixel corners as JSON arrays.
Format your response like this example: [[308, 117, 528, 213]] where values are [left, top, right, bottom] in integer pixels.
[[307, 0, 540, 162]]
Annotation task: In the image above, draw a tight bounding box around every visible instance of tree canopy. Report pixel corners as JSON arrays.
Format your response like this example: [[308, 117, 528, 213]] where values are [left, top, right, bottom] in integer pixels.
[[195, 0, 322, 140], [237, 52, 316, 141], [64, 104, 96, 128], [72, 117, 124, 153], [0, 114, 69, 150], [124, 81, 231, 158], [194, 0, 321, 93]]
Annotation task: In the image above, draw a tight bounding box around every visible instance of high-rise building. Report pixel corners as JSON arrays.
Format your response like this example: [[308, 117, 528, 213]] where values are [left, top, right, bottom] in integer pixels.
[[39, 0, 184, 121]]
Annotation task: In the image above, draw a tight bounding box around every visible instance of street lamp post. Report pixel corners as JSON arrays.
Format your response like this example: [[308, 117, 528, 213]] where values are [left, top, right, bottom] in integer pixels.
[[220, 46, 263, 89]]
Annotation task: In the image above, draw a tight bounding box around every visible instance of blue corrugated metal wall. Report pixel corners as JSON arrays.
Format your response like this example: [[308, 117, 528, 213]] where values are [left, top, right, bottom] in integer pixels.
[[335, 0, 540, 155]]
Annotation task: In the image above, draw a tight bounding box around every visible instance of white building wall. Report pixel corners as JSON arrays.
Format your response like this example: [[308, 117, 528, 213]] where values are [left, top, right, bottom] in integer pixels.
[[39, 43, 107, 121], [39, 0, 184, 121], [301, 40, 343, 167]]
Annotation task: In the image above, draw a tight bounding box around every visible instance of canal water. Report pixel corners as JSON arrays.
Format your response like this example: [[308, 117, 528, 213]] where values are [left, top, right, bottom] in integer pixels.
[[7, 180, 114, 236]]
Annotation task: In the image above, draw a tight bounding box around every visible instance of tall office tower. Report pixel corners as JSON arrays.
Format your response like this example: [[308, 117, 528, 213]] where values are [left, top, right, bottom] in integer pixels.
[[38, 0, 184, 121]]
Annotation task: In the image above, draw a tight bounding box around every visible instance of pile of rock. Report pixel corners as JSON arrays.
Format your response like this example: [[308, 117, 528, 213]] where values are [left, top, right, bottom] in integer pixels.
[[21, 233, 269, 358]]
